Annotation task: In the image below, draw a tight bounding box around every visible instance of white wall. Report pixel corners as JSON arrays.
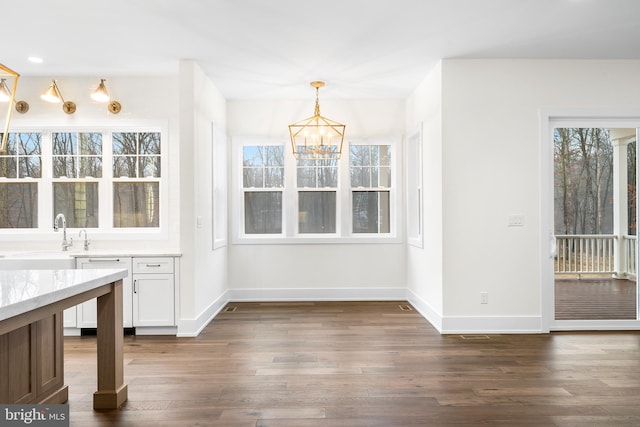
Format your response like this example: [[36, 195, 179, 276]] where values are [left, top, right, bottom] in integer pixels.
[[178, 61, 229, 336], [409, 59, 640, 333], [226, 98, 407, 299], [405, 62, 444, 329]]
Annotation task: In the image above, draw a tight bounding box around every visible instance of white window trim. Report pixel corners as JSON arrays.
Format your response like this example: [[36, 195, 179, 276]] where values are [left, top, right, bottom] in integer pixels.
[[0, 123, 169, 242], [232, 136, 402, 244]]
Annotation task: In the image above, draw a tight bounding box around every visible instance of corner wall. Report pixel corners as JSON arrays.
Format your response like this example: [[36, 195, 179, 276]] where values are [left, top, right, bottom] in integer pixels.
[[404, 62, 445, 330], [439, 59, 640, 333], [178, 60, 229, 336]]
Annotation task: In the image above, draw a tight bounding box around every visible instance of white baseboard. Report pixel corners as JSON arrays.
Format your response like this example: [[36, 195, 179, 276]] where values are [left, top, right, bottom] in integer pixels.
[[407, 289, 443, 332], [176, 290, 230, 337], [441, 315, 542, 334], [407, 289, 542, 334], [228, 287, 407, 302]]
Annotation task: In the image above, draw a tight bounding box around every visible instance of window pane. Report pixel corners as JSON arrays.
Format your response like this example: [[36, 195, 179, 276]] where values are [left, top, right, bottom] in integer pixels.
[[244, 167, 263, 188], [53, 183, 99, 228], [350, 146, 371, 167], [79, 133, 102, 155], [19, 133, 41, 156], [244, 191, 282, 234], [299, 191, 336, 233], [113, 182, 160, 227], [139, 132, 161, 155], [297, 167, 315, 188], [113, 133, 138, 155], [297, 160, 338, 188], [352, 191, 390, 233], [53, 132, 103, 178], [318, 167, 338, 187], [243, 146, 264, 167], [379, 145, 391, 166], [243, 146, 284, 188], [0, 133, 42, 178], [53, 132, 77, 155], [113, 156, 136, 178], [0, 183, 38, 228], [139, 156, 161, 178], [80, 157, 103, 178], [0, 156, 17, 178], [19, 156, 42, 178], [350, 166, 370, 187], [379, 166, 391, 187], [265, 167, 284, 187], [53, 156, 77, 178], [350, 144, 391, 188]]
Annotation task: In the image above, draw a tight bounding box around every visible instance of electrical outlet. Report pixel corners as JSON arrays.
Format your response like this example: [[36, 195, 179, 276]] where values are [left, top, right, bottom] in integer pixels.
[[480, 292, 489, 304]]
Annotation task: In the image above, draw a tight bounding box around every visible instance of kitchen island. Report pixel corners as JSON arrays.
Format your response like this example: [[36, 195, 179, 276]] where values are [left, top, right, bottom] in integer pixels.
[[0, 268, 128, 409]]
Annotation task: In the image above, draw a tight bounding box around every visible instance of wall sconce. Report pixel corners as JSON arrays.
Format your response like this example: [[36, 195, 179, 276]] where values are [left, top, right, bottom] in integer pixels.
[[41, 80, 76, 114], [91, 79, 109, 102], [91, 78, 121, 114], [0, 63, 19, 154]]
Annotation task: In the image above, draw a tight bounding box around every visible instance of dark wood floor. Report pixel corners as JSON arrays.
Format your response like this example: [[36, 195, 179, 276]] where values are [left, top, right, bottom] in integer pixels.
[[64, 301, 640, 426], [555, 278, 637, 320]]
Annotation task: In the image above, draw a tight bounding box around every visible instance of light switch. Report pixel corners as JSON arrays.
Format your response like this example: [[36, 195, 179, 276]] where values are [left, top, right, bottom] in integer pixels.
[[507, 214, 524, 227]]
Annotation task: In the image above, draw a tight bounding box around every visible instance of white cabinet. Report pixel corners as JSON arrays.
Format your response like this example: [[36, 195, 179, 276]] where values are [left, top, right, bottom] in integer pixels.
[[132, 258, 175, 327], [72, 255, 176, 333], [75, 257, 133, 328]]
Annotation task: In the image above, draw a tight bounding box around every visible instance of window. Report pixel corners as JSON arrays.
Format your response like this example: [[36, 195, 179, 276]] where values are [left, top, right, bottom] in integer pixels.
[[52, 132, 101, 228], [113, 132, 161, 228], [0, 132, 41, 228], [0, 127, 165, 235], [297, 156, 338, 234], [242, 145, 284, 234], [350, 144, 391, 233], [234, 137, 399, 242]]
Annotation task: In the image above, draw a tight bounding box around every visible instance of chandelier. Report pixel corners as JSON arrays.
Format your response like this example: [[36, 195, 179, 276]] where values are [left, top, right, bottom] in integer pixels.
[[288, 81, 345, 160]]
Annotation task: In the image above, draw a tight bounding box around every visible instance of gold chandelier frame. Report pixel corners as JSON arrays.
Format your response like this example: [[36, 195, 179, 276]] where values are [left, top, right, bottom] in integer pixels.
[[289, 81, 345, 160], [0, 64, 19, 154]]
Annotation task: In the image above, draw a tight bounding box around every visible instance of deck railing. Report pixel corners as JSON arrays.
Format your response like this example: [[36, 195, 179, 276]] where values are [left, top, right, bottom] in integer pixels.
[[624, 235, 637, 276], [555, 234, 637, 278]]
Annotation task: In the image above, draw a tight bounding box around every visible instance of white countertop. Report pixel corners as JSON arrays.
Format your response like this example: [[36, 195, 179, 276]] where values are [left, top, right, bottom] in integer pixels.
[[0, 250, 182, 259], [0, 269, 128, 322]]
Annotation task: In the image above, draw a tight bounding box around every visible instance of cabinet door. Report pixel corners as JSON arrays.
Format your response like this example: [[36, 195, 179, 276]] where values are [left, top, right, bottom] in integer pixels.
[[133, 274, 174, 327], [75, 257, 133, 328], [63, 307, 76, 328]]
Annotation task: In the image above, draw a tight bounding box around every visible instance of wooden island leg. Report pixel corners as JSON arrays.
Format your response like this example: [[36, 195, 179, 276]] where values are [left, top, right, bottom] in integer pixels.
[[93, 279, 128, 409]]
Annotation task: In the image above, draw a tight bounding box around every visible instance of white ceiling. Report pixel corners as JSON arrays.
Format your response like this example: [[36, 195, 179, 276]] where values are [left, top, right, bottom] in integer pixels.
[[4, 0, 640, 99]]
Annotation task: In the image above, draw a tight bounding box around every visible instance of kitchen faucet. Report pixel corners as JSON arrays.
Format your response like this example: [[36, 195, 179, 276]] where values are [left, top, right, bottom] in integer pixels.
[[79, 229, 90, 251], [53, 213, 73, 251]]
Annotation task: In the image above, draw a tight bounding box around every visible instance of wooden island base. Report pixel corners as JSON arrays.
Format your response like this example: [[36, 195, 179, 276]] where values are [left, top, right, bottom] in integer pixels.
[[0, 270, 128, 410]]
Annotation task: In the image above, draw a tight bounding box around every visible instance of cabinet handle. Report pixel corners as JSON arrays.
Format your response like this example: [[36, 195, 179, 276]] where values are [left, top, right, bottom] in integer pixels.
[[133, 280, 137, 294], [145, 264, 162, 267], [88, 258, 120, 263]]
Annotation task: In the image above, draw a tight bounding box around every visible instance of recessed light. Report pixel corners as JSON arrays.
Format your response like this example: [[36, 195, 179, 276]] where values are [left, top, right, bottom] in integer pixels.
[[28, 56, 43, 64]]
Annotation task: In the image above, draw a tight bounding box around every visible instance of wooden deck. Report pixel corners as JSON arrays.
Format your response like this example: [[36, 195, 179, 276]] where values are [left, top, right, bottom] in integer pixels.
[[63, 301, 640, 426], [555, 277, 637, 320]]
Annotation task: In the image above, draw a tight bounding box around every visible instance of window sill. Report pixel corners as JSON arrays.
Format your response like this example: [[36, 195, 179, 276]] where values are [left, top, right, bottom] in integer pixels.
[[233, 235, 402, 245]]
